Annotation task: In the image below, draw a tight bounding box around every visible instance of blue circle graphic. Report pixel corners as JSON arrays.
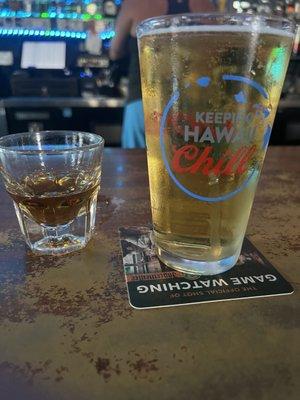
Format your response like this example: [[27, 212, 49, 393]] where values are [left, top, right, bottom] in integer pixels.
[[159, 75, 269, 203]]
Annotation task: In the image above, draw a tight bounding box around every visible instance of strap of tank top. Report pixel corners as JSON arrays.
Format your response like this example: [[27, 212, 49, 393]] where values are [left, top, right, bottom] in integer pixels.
[[167, 0, 191, 14]]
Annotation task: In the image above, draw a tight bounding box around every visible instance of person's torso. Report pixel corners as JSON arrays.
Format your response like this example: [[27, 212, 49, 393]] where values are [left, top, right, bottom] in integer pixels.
[[167, 0, 191, 14], [130, 0, 193, 36], [128, 0, 192, 103]]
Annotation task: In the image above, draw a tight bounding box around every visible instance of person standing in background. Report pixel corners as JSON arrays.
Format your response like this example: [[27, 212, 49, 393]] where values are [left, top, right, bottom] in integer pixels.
[[109, 0, 215, 149]]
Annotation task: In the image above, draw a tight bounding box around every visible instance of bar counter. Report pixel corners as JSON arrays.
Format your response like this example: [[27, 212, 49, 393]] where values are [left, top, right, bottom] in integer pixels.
[[1, 97, 125, 109], [0, 147, 299, 400]]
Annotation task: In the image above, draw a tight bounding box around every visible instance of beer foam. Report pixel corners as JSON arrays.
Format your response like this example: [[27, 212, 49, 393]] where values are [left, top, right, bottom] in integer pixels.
[[138, 24, 294, 39]]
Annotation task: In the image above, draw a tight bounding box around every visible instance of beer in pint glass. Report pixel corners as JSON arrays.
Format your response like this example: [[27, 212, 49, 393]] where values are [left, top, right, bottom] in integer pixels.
[[137, 14, 294, 275]]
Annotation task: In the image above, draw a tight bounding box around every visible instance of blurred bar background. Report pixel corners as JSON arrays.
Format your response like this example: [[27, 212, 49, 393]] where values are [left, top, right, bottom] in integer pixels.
[[0, 0, 299, 146]]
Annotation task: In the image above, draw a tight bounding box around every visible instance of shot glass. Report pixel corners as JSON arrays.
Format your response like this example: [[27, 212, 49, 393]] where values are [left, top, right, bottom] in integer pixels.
[[0, 131, 104, 255]]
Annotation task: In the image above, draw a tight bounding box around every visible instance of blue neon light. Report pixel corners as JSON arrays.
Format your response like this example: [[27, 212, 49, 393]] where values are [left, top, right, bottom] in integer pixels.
[[0, 10, 102, 21], [0, 28, 88, 40], [100, 30, 115, 40]]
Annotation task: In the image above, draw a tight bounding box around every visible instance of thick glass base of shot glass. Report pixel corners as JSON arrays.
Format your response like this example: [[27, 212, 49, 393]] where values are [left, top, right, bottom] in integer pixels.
[[153, 231, 241, 276], [32, 232, 88, 255], [14, 198, 97, 256]]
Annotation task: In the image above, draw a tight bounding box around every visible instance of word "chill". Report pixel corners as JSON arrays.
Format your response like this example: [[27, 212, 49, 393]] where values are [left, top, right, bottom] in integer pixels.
[[172, 145, 256, 176]]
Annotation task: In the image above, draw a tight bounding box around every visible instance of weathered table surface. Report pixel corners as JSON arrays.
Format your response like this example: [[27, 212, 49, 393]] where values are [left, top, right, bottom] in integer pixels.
[[0, 148, 299, 400]]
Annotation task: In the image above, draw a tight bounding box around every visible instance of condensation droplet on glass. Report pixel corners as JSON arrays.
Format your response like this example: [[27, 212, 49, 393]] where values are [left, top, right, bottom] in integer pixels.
[[226, 173, 235, 183], [208, 174, 219, 186], [257, 62, 264, 70]]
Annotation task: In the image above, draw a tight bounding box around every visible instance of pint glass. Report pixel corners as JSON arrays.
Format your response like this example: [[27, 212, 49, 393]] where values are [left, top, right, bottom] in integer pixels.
[[137, 14, 294, 275]]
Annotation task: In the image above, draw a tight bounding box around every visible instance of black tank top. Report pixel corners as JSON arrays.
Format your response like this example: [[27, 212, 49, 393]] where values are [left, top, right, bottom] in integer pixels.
[[128, 0, 191, 103]]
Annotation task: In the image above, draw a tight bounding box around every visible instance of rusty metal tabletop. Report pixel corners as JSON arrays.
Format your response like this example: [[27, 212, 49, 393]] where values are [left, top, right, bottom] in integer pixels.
[[0, 148, 299, 400]]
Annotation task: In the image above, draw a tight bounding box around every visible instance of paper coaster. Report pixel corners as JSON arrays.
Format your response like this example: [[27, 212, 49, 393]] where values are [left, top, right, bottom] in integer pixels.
[[119, 226, 293, 309]]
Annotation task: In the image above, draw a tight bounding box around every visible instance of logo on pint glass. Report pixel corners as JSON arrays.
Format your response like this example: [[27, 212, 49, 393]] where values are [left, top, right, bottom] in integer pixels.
[[160, 74, 272, 202]]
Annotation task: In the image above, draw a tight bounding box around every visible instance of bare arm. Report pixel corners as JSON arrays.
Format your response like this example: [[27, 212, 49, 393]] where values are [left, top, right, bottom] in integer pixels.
[[109, 0, 133, 61]]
